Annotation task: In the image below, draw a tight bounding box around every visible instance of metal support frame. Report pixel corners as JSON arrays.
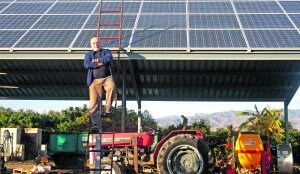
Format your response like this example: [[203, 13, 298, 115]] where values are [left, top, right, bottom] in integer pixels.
[[127, 61, 141, 104], [95, 134, 102, 174], [121, 62, 127, 132], [138, 101, 142, 133], [127, 60, 142, 132], [284, 101, 289, 145]]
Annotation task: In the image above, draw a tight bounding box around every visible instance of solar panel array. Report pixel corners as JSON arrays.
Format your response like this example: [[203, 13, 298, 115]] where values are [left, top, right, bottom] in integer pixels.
[[0, 0, 299, 50]]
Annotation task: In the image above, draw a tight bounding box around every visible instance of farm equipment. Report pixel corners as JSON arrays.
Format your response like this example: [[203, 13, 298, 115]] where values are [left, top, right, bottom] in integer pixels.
[[85, 129, 214, 174], [225, 132, 293, 174]]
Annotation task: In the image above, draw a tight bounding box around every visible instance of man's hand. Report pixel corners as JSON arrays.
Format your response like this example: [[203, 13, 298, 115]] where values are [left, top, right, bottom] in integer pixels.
[[97, 62, 103, 67], [92, 59, 103, 67]]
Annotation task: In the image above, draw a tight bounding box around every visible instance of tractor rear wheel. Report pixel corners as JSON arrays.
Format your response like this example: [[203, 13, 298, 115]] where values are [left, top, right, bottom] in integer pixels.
[[157, 134, 210, 174]]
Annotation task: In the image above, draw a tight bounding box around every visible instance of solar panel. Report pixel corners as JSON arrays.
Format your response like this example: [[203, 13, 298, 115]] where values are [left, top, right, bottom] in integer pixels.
[[144, 0, 185, 1], [279, 1, 300, 13], [233, 1, 283, 13], [84, 14, 137, 29], [57, 0, 99, 2], [289, 14, 300, 28], [137, 14, 186, 29], [131, 30, 187, 48], [73, 30, 132, 48], [2, 2, 53, 14], [33, 15, 88, 29], [72, 30, 96, 48], [245, 30, 300, 48], [188, 2, 234, 13], [189, 14, 239, 29], [239, 14, 294, 29], [48, 2, 97, 14], [189, 30, 247, 48], [0, 3, 9, 11], [142, 2, 186, 13], [0, 0, 299, 51], [15, 30, 79, 47], [0, 15, 40, 29], [15, 0, 55, 1], [94, 2, 141, 14], [0, 30, 26, 47]]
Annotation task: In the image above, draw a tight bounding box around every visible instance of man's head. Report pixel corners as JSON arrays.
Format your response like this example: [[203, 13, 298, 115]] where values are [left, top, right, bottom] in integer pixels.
[[90, 37, 100, 51]]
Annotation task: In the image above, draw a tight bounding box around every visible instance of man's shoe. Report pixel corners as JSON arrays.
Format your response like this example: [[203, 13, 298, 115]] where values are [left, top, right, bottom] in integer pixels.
[[90, 125, 99, 133], [102, 112, 112, 118]]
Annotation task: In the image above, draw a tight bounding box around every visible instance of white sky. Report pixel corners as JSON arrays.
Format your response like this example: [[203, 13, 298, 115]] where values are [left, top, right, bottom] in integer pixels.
[[1, 87, 299, 119]]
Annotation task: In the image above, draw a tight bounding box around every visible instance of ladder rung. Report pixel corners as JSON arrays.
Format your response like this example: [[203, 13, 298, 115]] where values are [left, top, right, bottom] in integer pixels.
[[100, 10, 121, 13], [83, 143, 95, 147], [99, 36, 119, 40], [99, 23, 120, 27]]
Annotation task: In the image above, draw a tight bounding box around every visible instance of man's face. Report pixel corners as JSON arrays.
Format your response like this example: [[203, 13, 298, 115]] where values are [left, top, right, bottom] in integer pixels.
[[90, 37, 99, 51]]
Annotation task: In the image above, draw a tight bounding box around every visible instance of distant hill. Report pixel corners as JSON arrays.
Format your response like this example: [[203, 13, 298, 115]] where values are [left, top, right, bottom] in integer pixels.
[[155, 109, 300, 130]]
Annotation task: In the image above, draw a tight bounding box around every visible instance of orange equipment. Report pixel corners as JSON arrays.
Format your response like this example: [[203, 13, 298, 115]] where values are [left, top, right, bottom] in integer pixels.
[[234, 132, 264, 170]]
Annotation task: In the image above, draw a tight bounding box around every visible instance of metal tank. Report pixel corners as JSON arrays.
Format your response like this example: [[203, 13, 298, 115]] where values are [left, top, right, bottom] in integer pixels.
[[277, 144, 293, 174]]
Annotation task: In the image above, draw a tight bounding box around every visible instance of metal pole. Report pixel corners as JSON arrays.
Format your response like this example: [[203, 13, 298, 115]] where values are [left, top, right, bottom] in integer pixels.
[[232, 136, 235, 174], [138, 100, 141, 133], [284, 101, 289, 145], [121, 62, 126, 132], [95, 134, 101, 174], [91, 99, 103, 174]]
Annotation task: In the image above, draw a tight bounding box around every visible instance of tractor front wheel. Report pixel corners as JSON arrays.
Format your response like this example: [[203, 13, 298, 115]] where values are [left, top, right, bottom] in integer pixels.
[[157, 134, 210, 174]]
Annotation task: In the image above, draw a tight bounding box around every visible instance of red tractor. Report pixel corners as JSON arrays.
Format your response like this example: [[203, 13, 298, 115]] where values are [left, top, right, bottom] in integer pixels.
[[86, 129, 214, 174]]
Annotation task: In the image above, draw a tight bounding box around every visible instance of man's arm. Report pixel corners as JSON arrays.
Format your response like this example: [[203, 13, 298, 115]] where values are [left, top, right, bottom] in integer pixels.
[[84, 51, 99, 69], [97, 49, 113, 65], [91, 57, 104, 67]]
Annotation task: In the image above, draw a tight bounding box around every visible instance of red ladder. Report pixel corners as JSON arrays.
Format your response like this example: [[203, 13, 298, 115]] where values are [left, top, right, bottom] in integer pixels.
[[85, 0, 123, 173], [85, 94, 118, 173], [97, 0, 123, 54]]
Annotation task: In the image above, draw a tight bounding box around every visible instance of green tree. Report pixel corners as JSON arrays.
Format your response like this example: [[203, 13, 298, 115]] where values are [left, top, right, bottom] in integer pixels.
[[0, 105, 158, 133], [237, 105, 284, 143], [190, 118, 212, 135], [141, 110, 158, 129], [56, 105, 89, 132]]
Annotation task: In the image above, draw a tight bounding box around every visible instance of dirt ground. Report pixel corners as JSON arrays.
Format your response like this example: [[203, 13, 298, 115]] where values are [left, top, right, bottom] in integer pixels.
[[4, 160, 80, 174], [4, 160, 300, 174], [5, 160, 35, 173]]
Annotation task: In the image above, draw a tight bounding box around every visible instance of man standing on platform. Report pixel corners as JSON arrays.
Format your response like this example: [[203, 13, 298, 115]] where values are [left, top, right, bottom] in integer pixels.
[[84, 37, 116, 133]]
